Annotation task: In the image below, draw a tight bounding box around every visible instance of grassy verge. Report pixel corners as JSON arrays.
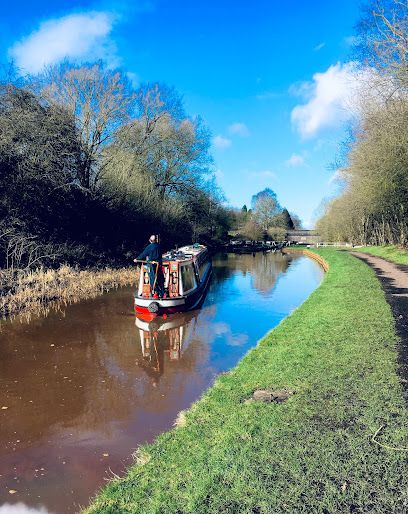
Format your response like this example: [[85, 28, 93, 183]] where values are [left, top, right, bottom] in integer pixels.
[[354, 245, 408, 265], [0, 265, 137, 320], [84, 249, 408, 514]]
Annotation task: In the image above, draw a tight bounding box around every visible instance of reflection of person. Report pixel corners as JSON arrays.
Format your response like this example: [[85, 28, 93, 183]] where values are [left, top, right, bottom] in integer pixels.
[[135, 235, 164, 298], [169, 327, 181, 360], [136, 330, 163, 385]]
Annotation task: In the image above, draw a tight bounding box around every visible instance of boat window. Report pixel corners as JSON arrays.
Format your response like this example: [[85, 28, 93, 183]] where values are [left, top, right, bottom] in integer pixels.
[[181, 264, 196, 293]]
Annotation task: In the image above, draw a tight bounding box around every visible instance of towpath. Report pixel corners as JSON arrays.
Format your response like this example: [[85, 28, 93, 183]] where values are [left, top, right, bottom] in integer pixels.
[[351, 251, 408, 382]]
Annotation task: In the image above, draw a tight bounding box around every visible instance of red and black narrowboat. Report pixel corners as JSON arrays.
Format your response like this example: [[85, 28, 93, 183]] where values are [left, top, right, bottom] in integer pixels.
[[134, 244, 212, 318]]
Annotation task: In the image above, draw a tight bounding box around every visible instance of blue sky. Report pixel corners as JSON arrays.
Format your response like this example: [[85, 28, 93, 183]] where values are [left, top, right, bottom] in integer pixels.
[[1, 0, 363, 227]]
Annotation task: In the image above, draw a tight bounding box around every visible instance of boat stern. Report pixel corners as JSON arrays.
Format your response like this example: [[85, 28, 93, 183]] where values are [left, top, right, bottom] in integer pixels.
[[134, 296, 186, 318]]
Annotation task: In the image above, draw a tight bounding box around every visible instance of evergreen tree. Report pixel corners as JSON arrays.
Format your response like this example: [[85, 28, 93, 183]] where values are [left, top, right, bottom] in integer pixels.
[[281, 209, 295, 230]]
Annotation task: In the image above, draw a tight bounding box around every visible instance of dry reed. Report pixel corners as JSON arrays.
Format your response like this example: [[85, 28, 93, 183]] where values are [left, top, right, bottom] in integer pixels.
[[0, 265, 138, 322]]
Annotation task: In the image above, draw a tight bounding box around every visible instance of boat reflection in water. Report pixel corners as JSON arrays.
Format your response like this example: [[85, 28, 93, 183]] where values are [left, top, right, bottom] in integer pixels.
[[135, 311, 199, 385]]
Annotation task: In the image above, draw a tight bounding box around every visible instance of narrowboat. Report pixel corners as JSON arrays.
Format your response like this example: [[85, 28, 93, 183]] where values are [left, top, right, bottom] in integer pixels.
[[134, 244, 212, 318]]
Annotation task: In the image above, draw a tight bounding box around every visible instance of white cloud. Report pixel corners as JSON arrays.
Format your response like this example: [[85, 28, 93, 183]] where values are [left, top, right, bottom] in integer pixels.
[[286, 154, 305, 167], [212, 135, 232, 149], [328, 169, 346, 185], [291, 62, 367, 139], [314, 42, 326, 51], [249, 170, 277, 179], [228, 122, 250, 137], [9, 12, 118, 74], [0, 504, 54, 514], [126, 71, 140, 88], [344, 35, 358, 47], [214, 168, 224, 181], [255, 90, 281, 100], [227, 333, 249, 347]]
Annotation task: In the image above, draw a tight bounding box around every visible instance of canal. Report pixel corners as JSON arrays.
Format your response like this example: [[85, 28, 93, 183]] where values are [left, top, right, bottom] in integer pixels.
[[0, 252, 324, 514]]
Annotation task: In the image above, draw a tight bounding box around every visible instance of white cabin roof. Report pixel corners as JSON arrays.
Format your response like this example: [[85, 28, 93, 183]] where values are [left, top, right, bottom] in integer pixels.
[[178, 245, 206, 256], [162, 244, 207, 262]]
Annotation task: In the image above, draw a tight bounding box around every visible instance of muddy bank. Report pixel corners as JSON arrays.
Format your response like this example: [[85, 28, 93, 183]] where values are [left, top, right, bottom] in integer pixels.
[[283, 247, 329, 271], [0, 266, 138, 321]]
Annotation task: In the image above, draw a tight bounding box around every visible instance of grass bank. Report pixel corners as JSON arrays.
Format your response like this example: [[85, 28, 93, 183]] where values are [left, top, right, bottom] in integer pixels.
[[0, 265, 137, 320], [84, 249, 408, 514], [355, 245, 408, 265]]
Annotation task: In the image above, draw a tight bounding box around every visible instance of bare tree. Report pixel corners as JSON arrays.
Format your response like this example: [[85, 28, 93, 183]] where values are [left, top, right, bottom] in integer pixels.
[[101, 82, 212, 199], [38, 61, 134, 190], [357, 0, 408, 90], [241, 218, 263, 241], [317, 96, 408, 246], [0, 84, 80, 216], [252, 189, 280, 231]]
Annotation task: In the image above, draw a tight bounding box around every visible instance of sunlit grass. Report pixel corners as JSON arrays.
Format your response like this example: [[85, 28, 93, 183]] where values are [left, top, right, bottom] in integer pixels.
[[84, 249, 408, 514], [355, 245, 408, 265], [0, 265, 137, 321]]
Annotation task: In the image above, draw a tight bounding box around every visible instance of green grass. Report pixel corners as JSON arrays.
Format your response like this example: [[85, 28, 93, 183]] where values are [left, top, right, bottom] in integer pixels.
[[355, 245, 408, 265], [84, 249, 408, 514]]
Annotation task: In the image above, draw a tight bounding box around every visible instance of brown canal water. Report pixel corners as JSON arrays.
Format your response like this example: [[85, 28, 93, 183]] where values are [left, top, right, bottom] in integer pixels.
[[0, 252, 324, 514]]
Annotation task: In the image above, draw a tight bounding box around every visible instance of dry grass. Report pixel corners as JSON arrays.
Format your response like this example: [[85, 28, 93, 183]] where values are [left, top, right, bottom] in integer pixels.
[[0, 265, 138, 321]]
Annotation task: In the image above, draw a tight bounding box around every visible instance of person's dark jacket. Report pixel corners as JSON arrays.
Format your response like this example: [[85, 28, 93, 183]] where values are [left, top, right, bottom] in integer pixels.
[[137, 242, 162, 262]]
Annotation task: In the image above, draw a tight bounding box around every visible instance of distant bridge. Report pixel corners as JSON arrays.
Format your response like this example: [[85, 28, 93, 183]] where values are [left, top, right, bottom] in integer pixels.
[[286, 230, 322, 244]]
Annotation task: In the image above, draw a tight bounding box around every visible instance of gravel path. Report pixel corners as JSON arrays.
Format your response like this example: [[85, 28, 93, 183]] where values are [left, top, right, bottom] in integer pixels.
[[351, 251, 408, 383]]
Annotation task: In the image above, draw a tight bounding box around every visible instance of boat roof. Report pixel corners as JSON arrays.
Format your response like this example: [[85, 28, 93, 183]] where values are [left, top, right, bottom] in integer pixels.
[[162, 244, 207, 262]]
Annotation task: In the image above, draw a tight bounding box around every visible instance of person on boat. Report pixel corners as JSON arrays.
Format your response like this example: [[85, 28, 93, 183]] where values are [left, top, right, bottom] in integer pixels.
[[135, 235, 165, 298]]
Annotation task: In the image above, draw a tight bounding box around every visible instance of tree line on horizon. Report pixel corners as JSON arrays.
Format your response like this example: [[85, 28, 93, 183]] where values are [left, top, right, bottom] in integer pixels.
[[228, 188, 302, 241], [0, 62, 231, 269], [317, 0, 408, 247]]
